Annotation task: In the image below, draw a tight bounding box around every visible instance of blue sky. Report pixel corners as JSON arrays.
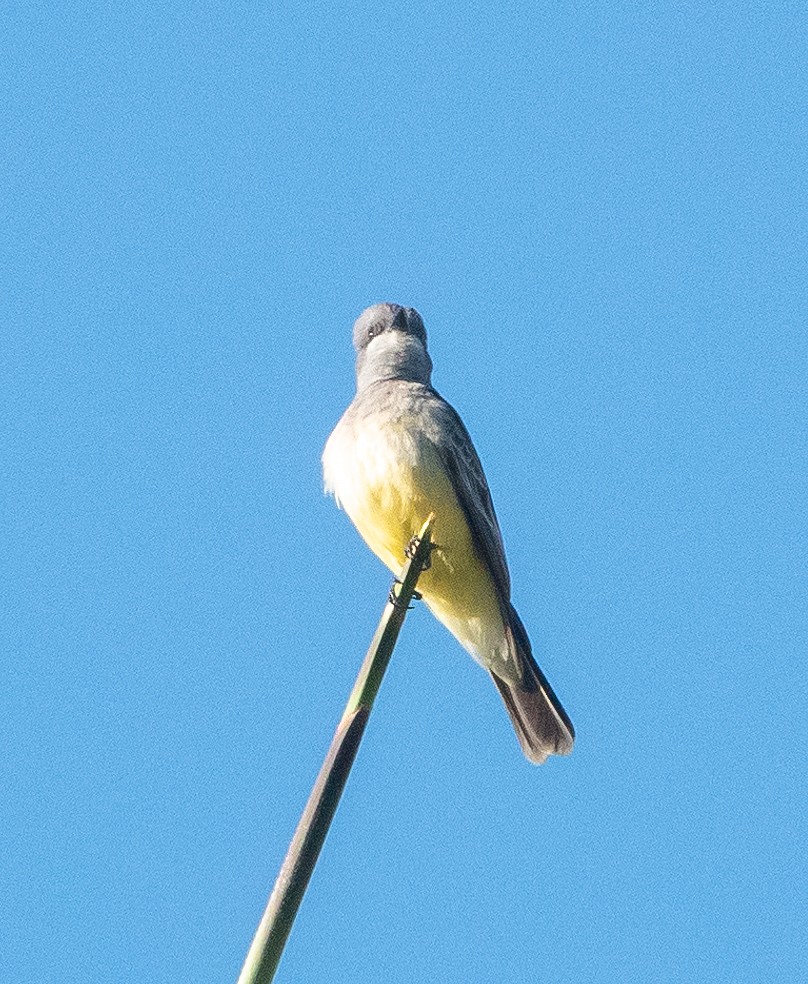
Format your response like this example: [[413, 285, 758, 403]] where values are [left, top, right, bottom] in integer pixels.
[[3, 3, 806, 982]]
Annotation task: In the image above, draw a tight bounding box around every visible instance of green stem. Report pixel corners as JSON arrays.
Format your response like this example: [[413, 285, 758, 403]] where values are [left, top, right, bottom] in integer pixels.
[[236, 514, 435, 984]]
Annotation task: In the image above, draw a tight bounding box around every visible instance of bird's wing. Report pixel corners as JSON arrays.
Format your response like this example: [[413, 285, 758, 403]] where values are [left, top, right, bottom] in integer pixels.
[[427, 391, 512, 602]]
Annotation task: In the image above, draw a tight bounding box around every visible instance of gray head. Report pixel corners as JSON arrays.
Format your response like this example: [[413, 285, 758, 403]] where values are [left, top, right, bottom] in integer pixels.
[[352, 303, 433, 391]]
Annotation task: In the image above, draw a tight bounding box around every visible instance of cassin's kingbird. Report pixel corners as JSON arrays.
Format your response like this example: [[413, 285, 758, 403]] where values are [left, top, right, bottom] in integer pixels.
[[323, 303, 574, 763]]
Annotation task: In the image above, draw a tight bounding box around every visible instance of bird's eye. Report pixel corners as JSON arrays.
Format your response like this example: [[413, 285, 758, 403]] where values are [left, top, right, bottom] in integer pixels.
[[367, 325, 378, 340]]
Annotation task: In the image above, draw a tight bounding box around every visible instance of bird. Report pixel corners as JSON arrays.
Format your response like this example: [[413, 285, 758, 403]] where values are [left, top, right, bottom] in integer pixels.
[[322, 303, 574, 764]]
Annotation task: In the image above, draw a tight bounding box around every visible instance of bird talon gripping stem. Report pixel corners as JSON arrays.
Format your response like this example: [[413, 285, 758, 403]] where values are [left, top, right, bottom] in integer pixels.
[[388, 581, 422, 610], [405, 534, 435, 569]]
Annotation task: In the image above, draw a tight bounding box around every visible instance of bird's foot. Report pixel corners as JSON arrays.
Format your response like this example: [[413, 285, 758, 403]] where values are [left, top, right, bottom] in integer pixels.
[[405, 533, 436, 569], [388, 578, 422, 610]]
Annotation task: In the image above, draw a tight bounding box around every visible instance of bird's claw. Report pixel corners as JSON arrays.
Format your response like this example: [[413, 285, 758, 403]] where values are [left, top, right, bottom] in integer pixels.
[[388, 578, 422, 611], [405, 533, 436, 570]]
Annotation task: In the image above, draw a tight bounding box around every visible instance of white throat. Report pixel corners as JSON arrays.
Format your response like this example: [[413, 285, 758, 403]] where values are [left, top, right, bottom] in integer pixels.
[[356, 332, 433, 392]]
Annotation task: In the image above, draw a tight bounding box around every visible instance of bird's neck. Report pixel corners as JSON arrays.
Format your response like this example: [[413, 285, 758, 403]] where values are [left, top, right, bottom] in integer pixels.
[[355, 333, 433, 392]]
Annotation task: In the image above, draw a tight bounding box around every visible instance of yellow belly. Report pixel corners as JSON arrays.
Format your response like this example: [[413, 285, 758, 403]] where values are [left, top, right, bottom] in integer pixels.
[[324, 415, 507, 667]]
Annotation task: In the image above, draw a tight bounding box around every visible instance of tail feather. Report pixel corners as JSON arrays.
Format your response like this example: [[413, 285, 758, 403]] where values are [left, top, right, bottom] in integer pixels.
[[491, 605, 575, 765]]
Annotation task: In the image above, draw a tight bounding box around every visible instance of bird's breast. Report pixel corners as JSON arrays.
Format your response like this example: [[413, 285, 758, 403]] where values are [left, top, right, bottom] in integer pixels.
[[323, 404, 507, 668], [324, 412, 438, 570]]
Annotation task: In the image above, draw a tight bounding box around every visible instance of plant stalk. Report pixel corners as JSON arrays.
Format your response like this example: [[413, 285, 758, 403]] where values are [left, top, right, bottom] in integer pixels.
[[236, 514, 435, 984]]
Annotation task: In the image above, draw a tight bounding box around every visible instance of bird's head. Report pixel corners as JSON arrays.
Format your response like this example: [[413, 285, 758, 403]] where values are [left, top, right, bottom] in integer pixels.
[[352, 303, 432, 391]]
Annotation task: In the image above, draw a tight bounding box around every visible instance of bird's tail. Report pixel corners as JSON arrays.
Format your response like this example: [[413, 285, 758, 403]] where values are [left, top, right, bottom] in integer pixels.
[[490, 604, 575, 765]]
